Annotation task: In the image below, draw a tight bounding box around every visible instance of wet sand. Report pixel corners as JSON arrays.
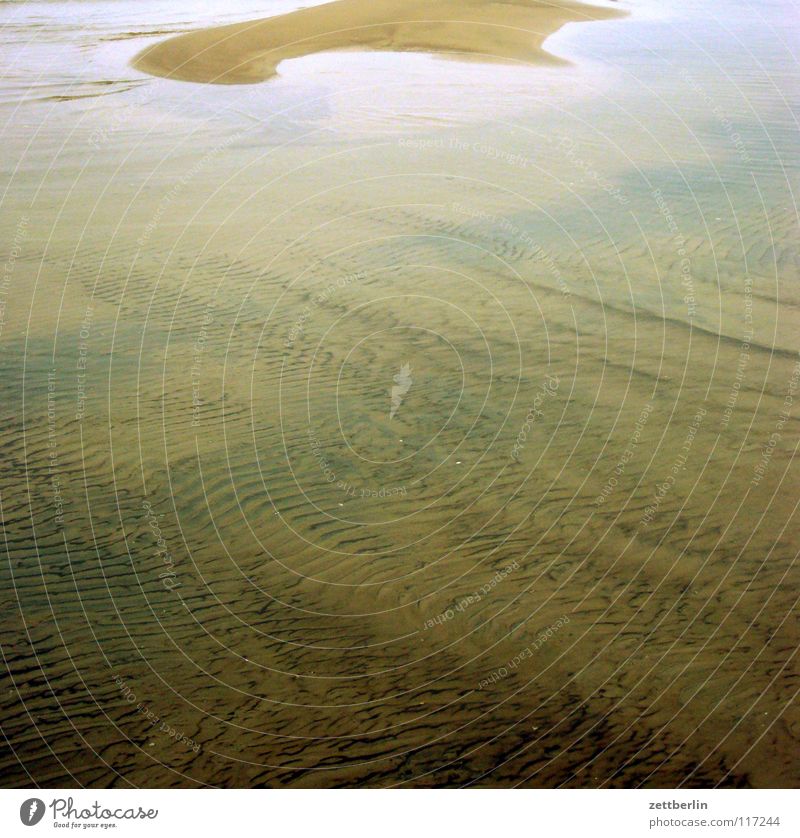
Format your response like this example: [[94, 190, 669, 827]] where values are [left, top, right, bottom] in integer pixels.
[[132, 0, 626, 84], [1, 0, 798, 789]]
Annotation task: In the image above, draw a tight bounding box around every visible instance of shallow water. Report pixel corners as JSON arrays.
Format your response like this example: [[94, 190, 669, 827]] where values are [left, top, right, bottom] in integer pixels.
[[0, 0, 798, 787]]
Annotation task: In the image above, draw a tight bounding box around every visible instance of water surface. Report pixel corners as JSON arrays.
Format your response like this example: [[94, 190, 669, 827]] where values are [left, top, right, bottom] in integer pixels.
[[0, 0, 798, 787]]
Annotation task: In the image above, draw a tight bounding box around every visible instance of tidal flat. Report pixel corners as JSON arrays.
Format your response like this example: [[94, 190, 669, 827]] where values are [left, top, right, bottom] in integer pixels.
[[0, 0, 798, 787]]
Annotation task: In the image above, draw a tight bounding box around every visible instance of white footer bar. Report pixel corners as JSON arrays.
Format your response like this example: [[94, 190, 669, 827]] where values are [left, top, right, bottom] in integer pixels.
[[2, 789, 796, 837]]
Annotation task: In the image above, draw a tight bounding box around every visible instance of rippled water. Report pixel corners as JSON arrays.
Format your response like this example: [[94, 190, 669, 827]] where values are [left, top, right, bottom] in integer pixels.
[[1, 0, 798, 787]]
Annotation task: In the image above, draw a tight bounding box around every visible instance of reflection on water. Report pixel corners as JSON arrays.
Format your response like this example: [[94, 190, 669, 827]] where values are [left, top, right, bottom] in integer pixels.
[[0, 0, 798, 787]]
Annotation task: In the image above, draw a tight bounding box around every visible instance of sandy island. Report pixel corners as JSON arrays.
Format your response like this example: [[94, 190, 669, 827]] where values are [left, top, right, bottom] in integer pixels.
[[131, 0, 626, 85]]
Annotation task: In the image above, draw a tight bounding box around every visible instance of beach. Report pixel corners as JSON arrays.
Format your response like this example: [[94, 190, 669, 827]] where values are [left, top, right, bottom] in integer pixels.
[[0, 0, 798, 788], [132, 0, 625, 84]]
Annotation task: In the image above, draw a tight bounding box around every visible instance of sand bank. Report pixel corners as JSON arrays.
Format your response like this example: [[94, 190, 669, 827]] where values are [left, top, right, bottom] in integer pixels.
[[131, 0, 626, 84]]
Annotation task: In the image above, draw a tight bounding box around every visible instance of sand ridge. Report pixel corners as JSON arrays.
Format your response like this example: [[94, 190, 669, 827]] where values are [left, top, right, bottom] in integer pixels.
[[131, 0, 627, 84]]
